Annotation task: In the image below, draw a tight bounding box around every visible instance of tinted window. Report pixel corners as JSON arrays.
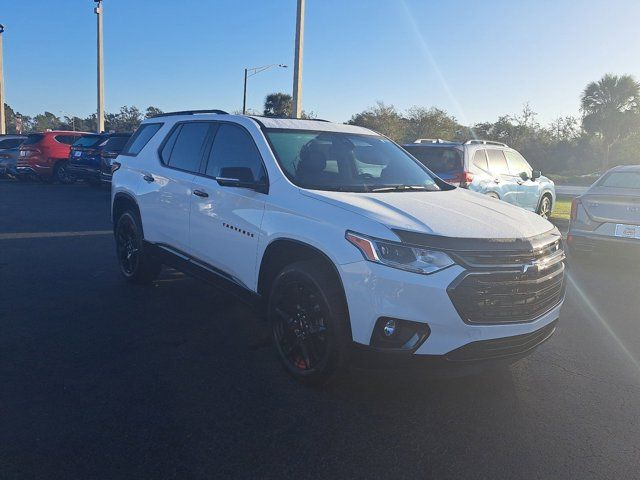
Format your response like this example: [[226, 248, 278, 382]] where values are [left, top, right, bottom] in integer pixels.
[[505, 150, 532, 177], [122, 123, 162, 156], [0, 138, 24, 149], [486, 149, 509, 175], [472, 149, 488, 172], [599, 172, 640, 189], [166, 122, 211, 173], [160, 126, 181, 164], [55, 135, 78, 145], [103, 136, 131, 151], [403, 146, 463, 173], [72, 135, 104, 148], [206, 124, 265, 181], [23, 134, 45, 145]]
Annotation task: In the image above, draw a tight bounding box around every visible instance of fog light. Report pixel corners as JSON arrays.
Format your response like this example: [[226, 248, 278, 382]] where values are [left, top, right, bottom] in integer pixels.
[[383, 319, 397, 337]]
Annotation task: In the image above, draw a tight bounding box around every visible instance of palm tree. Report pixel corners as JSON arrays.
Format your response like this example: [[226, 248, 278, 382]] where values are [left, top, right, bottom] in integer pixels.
[[263, 93, 292, 118], [581, 74, 640, 169]]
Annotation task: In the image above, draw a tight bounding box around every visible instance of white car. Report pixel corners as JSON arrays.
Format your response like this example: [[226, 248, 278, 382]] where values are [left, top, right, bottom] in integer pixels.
[[111, 111, 566, 383]]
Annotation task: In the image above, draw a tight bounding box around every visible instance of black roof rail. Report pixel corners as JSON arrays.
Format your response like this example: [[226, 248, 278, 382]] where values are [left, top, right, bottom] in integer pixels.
[[151, 109, 228, 118]]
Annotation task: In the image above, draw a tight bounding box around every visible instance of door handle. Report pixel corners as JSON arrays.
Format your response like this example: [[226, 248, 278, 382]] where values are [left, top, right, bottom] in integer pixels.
[[193, 189, 209, 198], [143, 173, 154, 183]]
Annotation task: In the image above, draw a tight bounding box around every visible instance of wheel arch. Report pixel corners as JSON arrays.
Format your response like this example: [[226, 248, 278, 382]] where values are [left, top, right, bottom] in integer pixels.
[[112, 192, 142, 234]]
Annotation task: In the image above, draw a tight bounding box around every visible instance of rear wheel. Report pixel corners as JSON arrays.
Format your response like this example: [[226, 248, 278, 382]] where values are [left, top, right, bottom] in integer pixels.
[[537, 194, 552, 219], [269, 260, 350, 385], [54, 161, 75, 184], [115, 211, 161, 284]]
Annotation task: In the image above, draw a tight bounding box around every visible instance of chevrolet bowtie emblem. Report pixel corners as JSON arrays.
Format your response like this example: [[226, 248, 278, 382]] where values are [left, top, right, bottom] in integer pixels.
[[522, 261, 539, 274]]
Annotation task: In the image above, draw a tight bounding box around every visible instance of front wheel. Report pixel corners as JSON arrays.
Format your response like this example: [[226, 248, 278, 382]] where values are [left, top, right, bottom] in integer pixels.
[[115, 211, 161, 284], [269, 260, 350, 385], [537, 195, 552, 219]]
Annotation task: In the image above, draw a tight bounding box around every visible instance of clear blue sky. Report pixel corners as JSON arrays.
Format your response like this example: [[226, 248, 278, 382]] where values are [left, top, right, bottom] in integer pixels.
[[2, 0, 639, 125]]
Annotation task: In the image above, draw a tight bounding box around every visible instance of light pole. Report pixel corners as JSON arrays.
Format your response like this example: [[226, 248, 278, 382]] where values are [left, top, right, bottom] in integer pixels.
[[0, 24, 5, 134], [94, 0, 104, 133], [291, 0, 305, 118], [242, 64, 287, 115]]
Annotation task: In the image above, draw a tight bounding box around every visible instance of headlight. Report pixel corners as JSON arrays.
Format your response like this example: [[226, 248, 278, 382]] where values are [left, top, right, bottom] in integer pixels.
[[346, 231, 454, 275]]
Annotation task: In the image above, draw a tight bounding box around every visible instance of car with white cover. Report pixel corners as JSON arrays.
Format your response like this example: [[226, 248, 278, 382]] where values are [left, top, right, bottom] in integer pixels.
[[111, 111, 566, 383]]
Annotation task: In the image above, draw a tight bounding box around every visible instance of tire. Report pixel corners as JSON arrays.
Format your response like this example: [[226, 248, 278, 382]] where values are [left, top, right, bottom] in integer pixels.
[[268, 259, 350, 385], [537, 194, 552, 219], [53, 161, 76, 184], [114, 210, 161, 284]]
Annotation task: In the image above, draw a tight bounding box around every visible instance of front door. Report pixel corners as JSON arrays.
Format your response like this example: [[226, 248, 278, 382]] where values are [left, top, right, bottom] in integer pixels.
[[189, 122, 267, 291], [486, 149, 519, 205]]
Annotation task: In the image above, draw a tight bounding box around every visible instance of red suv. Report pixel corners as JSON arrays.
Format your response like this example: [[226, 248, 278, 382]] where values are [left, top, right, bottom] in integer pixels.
[[16, 131, 88, 183]]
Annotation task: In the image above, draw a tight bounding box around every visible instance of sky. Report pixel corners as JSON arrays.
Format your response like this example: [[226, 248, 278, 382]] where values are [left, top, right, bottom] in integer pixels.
[[1, 0, 640, 126]]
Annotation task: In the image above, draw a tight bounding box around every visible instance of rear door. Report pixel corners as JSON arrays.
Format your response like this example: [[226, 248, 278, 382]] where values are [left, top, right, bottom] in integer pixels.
[[505, 150, 538, 211], [137, 121, 212, 253], [486, 149, 519, 205], [189, 122, 267, 290]]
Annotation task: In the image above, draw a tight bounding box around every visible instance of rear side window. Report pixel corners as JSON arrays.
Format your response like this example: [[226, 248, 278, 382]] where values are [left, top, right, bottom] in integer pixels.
[[205, 123, 266, 182], [164, 122, 211, 173], [122, 123, 163, 156], [55, 135, 79, 145], [486, 149, 509, 175], [23, 134, 44, 145], [403, 146, 463, 174], [471, 149, 488, 172], [0, 138, 24, 149]]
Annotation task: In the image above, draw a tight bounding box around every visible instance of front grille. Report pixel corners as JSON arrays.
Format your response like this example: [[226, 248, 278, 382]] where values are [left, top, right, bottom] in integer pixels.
[[446, 320, 557, 362], [447, 238, 566, 324]]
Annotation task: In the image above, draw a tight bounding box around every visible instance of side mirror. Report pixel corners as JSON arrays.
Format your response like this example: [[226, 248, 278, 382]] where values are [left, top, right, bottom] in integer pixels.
[[519, 171, 529, 181], [216, 166, 268, 194], [531, 169, 541, 180]]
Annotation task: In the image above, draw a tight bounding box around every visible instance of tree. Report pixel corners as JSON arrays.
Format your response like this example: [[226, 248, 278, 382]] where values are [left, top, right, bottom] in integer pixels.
[[348, 102, 406, 142], [404, 107, 460, 143], [264, 93, 292, 117], [105, 106, 143, 132], [145, 106, 164, 119], [580, 73, 640, 169]]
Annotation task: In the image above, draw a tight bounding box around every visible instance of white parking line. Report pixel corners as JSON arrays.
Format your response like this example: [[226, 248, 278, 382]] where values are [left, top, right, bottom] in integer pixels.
[[0, 230, 112, 240]]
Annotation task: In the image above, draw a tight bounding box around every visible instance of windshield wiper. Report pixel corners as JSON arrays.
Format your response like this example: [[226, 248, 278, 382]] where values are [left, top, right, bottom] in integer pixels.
[[370, 185, 432, 192]]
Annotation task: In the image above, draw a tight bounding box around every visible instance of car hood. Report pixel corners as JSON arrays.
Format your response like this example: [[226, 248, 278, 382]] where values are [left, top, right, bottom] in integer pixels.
[[301, 187, 554, 239]]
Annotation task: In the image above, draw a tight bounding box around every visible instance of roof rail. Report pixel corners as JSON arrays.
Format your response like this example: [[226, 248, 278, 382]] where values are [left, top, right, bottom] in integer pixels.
[[413, 138, 456, 144], [151, 109, 228, 118], [249, 115, 331, 122], [463, 139, 508, 147]]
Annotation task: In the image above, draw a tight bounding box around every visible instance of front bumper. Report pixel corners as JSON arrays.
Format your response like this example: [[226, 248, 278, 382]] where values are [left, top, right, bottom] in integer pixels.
[[339, 260, 562, 365]]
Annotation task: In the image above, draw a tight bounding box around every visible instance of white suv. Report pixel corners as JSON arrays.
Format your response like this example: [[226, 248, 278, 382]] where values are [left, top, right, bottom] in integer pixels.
[[111, 111, 565, 383]]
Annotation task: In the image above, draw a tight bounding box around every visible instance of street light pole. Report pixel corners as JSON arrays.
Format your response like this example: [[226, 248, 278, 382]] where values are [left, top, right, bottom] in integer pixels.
[[242, 64, 287, 115], [0, 24, 6, 134], [291, 0, 305, 118], [95, 1, 105, 133]]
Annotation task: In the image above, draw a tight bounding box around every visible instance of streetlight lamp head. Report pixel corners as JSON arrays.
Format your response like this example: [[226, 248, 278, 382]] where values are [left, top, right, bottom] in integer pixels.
[[0, 24, 5, 34], [279, 64, 288, 68]]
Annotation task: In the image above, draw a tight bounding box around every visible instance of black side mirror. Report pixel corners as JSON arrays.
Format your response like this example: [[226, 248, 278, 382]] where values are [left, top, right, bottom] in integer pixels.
[[216, 166, 268, 194], [519, 171, 529, 181], [531, 169, 541, 180]]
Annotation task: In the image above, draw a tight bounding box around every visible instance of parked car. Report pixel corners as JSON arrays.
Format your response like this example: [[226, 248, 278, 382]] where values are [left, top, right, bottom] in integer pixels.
[[0, 134, 27, 177], [567, 165, 640, 256], [15, 131, 88, 183], [68, 132, 132, 185], [403, 139, 556, 218], [111, 111, 565, 383]]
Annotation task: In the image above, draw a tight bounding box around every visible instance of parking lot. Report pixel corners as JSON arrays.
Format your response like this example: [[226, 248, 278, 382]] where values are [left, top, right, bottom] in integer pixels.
[[1, 178, 639, 479]]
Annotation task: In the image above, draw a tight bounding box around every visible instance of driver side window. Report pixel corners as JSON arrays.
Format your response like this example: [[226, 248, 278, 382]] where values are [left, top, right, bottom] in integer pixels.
[[505, 150, 533, 178]]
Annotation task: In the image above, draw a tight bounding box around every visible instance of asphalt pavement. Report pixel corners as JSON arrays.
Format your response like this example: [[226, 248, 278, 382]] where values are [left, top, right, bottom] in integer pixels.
[[1, 179, 639, 479]]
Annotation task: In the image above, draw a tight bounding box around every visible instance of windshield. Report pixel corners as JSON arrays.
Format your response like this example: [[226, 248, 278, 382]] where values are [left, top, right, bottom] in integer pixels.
[[599, 171, 640, 189], [72, 135, 104, 148], [403, 146, 463, 173], [266, 129, 440, 192]]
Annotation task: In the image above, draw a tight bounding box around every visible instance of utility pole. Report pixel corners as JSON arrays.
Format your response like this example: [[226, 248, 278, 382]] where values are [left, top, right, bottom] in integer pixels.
[[95, 1, 104, 133], [0, 24, 6, 135], [243, 68, 248, 115], [291, 0, 305, 118]]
